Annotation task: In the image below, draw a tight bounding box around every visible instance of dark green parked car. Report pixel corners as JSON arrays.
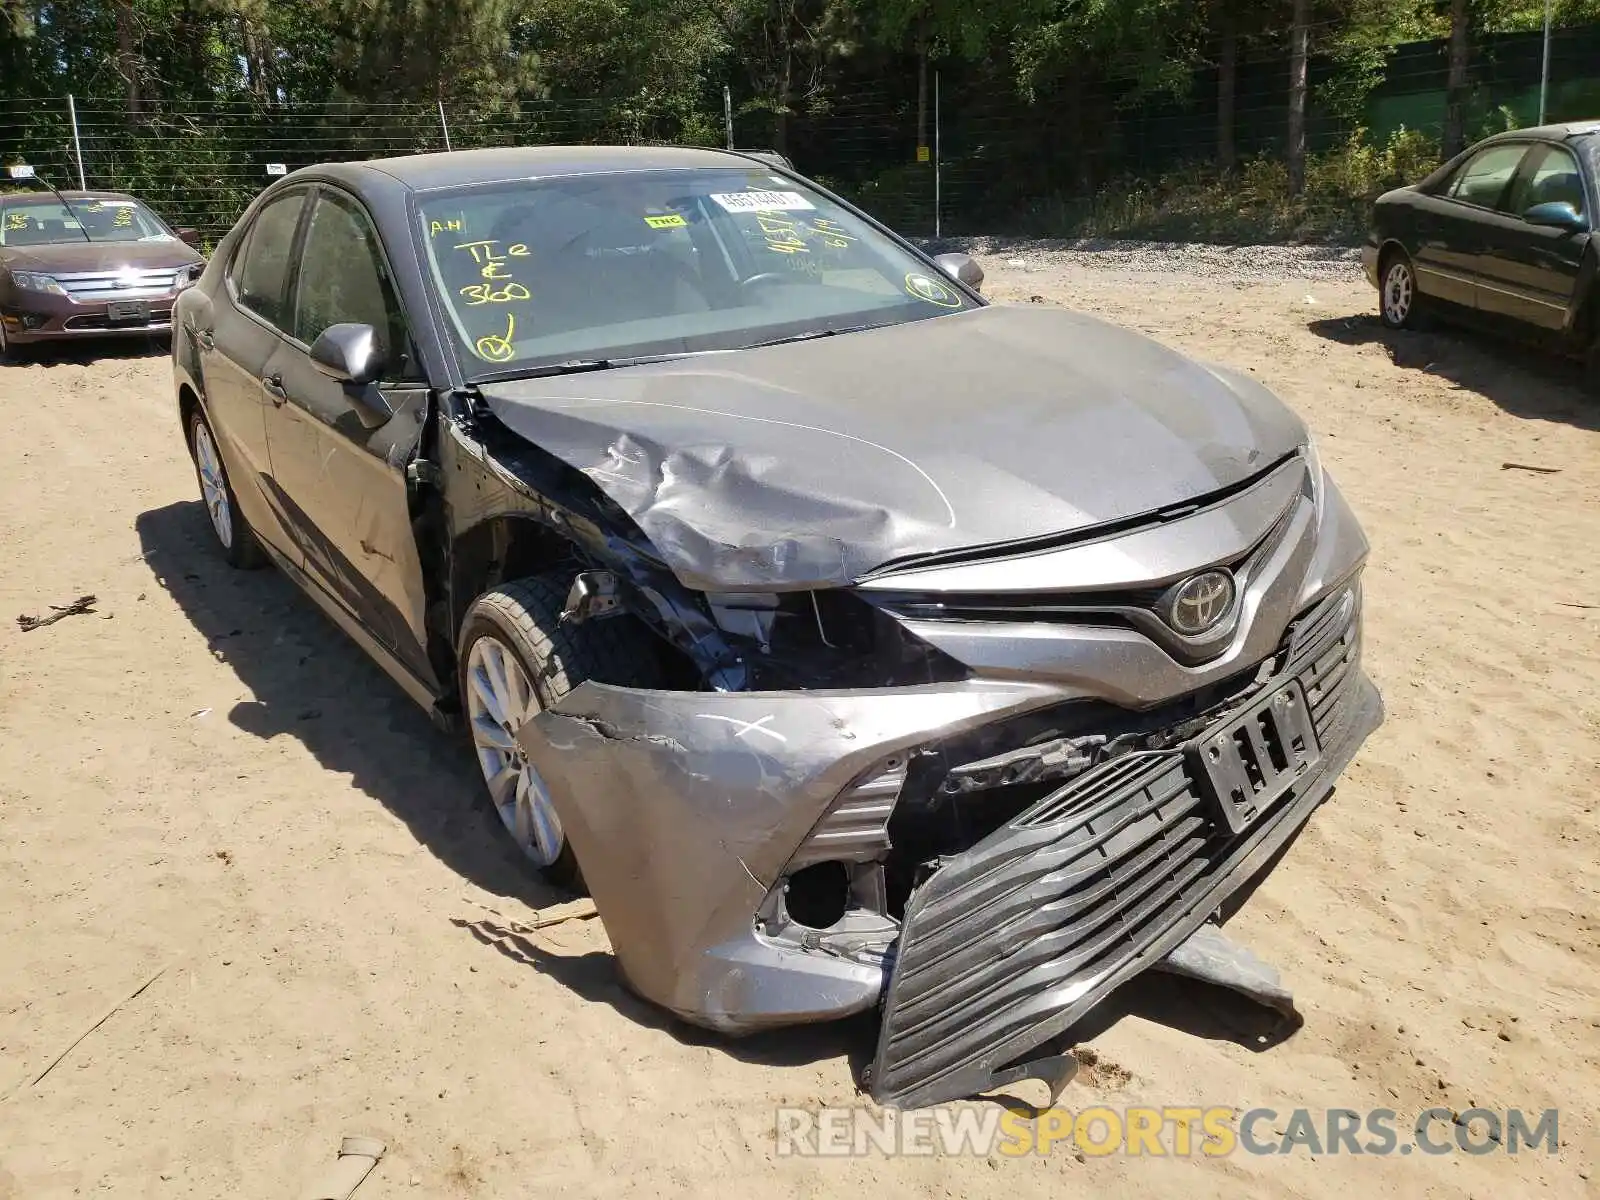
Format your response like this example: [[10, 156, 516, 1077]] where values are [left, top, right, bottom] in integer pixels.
[[1362, 120, 1600, 390]]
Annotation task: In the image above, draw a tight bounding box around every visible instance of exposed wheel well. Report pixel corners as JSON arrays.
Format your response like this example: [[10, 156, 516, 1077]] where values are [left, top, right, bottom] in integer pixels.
[[1377, 241, 1409, 278], [177, 384, 202, 453], [442, 513, 705, 699], [450, 516, 579, 622]]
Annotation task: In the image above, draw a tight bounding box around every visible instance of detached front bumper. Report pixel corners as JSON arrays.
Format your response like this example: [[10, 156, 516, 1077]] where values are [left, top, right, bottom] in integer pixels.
[[520, 579, 1381, 1107], [523, 677, 1070, 1030], [871, 669, 1380, 1108]]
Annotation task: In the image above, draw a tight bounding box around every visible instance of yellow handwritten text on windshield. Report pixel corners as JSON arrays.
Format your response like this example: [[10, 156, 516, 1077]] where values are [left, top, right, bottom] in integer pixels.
[[453, 239, 533, 307], [430, 217, 463, 238], [475, 312, 517, 362], [755, 212, 808, 255]]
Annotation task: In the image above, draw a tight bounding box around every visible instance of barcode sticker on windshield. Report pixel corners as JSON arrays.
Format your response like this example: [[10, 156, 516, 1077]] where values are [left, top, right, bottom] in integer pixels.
[[710, 190, 814, 213]]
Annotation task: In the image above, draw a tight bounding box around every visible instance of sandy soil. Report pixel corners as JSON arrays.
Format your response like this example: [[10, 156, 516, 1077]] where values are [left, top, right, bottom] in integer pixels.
[[1, 257, 1596, 1199]]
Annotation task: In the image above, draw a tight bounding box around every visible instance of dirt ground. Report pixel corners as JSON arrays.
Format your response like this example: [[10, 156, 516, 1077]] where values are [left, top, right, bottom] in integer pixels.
[[1, 255, 1597, 1199]]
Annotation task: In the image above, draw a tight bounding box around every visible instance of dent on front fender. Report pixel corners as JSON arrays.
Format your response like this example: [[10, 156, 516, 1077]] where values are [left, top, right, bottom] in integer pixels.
[[517, 678, 1070, 1030]]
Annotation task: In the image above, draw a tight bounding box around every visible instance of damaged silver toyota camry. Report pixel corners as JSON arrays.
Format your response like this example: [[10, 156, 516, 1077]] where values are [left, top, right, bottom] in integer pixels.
[[172, 145, 1381, 1111]]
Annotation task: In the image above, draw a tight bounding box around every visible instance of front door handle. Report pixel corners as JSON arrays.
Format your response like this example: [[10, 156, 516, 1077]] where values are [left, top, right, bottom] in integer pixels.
[[196, 328, 215, 351], [262, 373, 287, 405]]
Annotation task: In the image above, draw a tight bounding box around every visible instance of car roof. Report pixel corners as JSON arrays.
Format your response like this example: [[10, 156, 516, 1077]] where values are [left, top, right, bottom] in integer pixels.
[[328, 145, 779, 193], [1482, 119, 1600, 143]]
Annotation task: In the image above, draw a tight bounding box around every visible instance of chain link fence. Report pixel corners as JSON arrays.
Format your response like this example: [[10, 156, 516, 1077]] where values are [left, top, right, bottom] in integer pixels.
[[3, 22, 1598, 248]]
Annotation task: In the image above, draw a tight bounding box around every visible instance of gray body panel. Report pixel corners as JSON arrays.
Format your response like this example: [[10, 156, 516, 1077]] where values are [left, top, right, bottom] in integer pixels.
[[482, 305, 1307, 591]]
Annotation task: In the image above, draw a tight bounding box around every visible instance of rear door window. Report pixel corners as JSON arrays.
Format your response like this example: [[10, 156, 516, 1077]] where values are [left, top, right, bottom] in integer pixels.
[[230, 189, 308, 330], [1446, 144, 1532, 209]]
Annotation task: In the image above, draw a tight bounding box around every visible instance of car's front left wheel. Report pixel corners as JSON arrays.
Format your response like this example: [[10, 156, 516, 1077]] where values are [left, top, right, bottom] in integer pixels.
[[187, 408, 265, 569], [0, 317, 24, 363], [457, 573, 664, 890]]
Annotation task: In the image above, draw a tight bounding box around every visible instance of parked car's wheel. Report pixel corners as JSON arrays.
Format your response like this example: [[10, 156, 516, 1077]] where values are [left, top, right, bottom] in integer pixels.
[[1379, 250, 1422, 330], [187, 408, 265, 569], [457, 573, 664, 890], [0, 318, 24, 363]]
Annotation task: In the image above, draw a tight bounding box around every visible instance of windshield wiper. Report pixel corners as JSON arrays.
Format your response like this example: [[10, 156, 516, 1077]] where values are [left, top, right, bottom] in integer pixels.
[[743, 322, 892, 350], [470, 322, 892, 386], [472, 352, 697, 385]]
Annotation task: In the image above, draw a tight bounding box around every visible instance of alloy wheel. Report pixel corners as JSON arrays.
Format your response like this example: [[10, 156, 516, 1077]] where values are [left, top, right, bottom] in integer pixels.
[[192, 420, 233, 549], [464, 634, 565, 867], [1382, 260, 1413, 326]]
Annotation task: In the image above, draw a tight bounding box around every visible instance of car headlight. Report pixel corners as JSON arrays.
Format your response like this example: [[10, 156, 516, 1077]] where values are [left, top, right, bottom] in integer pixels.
[[10, 270, 66, 297], [1302, 435, 1326, 526], [175, 262, 205, 291]]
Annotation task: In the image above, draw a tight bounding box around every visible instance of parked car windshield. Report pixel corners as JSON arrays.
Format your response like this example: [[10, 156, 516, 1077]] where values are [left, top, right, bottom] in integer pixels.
[[0, 197, 175, 246], [415, 168, 977, 378]]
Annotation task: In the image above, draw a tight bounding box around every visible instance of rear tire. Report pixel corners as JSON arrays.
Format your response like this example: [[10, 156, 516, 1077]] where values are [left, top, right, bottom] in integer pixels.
[[1379, 250, 1422, 330], [457, 572, 665, 890], [187, 408, 265, 569]]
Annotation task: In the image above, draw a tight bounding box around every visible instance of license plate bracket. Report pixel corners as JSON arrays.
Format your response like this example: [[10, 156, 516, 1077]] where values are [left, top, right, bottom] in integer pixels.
[[1188, 682, 1321, 835], [106, 300, 150, 325]]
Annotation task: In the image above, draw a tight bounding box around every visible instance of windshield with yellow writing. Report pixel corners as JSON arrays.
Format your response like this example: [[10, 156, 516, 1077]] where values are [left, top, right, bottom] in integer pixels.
[[0, 197, 174, 246], [415, 168, 976, 379]]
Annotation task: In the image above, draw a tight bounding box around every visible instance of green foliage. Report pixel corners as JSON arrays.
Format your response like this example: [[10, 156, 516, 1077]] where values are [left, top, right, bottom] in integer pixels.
[[2, 0, 1599, 245], [1019, 125, 1447, 243]]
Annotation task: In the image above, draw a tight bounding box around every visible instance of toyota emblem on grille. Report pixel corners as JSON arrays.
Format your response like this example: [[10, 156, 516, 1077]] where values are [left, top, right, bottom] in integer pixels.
[[1164, 569, 1236, 636]]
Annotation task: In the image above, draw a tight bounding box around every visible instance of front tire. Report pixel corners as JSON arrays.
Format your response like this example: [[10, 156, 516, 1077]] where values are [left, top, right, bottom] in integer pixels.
[[1379, 251, 1421, 330], [457, 573, 664, 889], [188, 408, 264, 568], [0, 317, 27, 363]]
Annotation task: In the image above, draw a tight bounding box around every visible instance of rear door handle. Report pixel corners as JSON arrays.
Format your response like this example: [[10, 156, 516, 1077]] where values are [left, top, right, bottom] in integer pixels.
[[196, 328, 214, 350], [262, 373, 287, 404]]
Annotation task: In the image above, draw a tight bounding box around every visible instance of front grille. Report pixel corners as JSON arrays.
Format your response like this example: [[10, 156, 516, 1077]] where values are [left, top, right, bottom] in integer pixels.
[[868, 583, 1373, 1109], [1288, 586, 1361, 746], [878, 752, 1209, 1099], [57, 270, 180, 302], [787, 759, 906, 868]]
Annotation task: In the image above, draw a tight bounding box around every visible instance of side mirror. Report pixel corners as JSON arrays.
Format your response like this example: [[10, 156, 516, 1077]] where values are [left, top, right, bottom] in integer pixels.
[[176, 227, 201, 248], [310, 322, 385, 388], [1522, 201, 1588, 232], [934, 251, 984, 293]]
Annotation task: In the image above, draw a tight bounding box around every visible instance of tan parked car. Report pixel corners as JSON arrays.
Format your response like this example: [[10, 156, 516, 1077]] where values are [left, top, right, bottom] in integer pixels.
[[0, 189, 205, 359]]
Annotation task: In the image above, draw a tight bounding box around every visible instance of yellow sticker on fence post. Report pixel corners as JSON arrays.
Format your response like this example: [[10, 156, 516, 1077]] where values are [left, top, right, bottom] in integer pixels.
[[644, 213, 687, 229], [916, 145, 930, 163]]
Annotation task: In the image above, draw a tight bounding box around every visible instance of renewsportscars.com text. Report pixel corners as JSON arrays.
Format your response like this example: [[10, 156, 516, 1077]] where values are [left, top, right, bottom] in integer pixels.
[[774, 1105, 1560, 1158]]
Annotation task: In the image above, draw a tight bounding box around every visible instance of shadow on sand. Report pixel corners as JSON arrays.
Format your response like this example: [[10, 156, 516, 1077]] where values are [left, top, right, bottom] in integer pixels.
[[1308, 313, 1598, 432]]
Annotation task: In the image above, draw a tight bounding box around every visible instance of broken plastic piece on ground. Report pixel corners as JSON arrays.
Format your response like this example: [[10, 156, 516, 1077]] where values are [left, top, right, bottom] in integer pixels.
[[298, 1135, 385, 1200], [984, 1050, 1080, 1109], [1153, 921, 1298, 1018]]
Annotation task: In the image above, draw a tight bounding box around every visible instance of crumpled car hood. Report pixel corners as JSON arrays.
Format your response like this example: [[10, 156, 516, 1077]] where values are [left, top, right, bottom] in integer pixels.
[[480, 303, 1308, 591]]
